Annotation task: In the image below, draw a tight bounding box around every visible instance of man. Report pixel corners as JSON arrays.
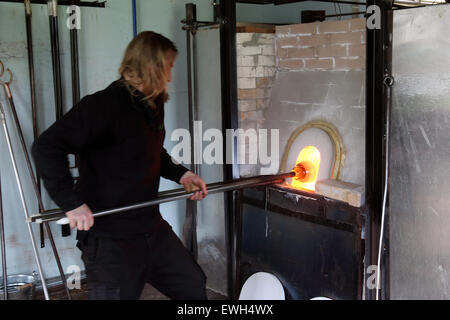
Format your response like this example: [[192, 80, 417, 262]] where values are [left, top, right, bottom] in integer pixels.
[[32, 31, 208, 300]]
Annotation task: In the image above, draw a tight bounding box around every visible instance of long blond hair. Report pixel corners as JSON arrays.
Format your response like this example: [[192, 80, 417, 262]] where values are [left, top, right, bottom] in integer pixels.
[[119, 31, 177, 106]]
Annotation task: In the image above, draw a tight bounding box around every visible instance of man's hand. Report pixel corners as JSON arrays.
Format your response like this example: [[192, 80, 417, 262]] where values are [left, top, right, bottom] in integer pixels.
[[179, 171, 208, 201], [66, 203, 94, 231]]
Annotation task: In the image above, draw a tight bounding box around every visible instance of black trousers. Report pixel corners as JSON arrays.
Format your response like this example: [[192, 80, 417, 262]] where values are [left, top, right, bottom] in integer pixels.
[[77, 218, 207, 300]]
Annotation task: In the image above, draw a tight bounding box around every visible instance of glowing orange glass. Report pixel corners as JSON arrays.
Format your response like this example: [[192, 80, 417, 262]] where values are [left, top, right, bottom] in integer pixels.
[[290, 146, 321, 191]]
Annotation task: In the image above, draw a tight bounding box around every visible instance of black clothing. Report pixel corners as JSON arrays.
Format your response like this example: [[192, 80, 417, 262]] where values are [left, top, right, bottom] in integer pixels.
[[78, 216, 207, 300], [32, 79, 189, 238]]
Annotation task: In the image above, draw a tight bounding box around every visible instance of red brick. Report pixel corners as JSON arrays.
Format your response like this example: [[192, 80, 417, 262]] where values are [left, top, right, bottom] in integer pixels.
[[278, 59, 304, 70], [304, 59, 333, 70], [289, 22, 318, 35], [276, 47, 288, 59], [316, 45, 347, 58], [275, 25, 290, 34], [349, 18, 366, 31], [318, 20, 350, 34], [348, 44, 366, 57], [335, 57, 365, 70], [330, 32, 364, 45], [298, 34, 327, 47], [277, 36, 298, 47], [288, 47, 314, 59]]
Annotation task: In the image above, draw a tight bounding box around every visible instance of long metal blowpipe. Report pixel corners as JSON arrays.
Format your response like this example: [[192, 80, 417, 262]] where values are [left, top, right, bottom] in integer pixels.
[[28, 170, 301, 225], [0, 102, 50, 300], [0, 167, 7, 300], [24, 0, 45, 249], [0, 61, 71, 299]]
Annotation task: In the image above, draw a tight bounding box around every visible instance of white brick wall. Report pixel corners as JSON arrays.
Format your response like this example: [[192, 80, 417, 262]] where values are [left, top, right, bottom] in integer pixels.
[[236, 32, 277, 176]]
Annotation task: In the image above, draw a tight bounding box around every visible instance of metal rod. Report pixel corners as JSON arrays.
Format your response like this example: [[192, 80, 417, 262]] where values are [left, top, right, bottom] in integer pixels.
[[191, 2, 199, 261], [29, 172, 294, 224], [0, 102, 50, 300], [132, 0, 137, 37], [219, 0, 239, 300], [48, 0, 64, 120], [0, 0, 106, 7], [24, 0, 45, 249], [325, 11, 366, 18], [66, 0, 80, 240], [294, 0, 367, 5], [24, 0, 38, 161], [70, 19, 80, 105], [0, 168, 7, 300], [184, 2, 198, 260], [0, 67, 72, 300]]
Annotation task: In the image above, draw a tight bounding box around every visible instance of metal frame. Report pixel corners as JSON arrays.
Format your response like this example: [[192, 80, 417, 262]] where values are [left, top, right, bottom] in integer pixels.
[[219, 0, 240, 300], [241, 185, 364, 299], [365, 0, 393, 300], [183, 3, 200, 261], [224, 0, 395, 300]]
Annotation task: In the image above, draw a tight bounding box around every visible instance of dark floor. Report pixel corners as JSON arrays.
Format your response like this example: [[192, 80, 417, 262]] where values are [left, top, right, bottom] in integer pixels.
[[34, 281, 227, 300]]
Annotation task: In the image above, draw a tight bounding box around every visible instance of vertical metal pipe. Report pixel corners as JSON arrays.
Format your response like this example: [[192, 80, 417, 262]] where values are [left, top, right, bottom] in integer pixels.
[[70, 24, 80, 105], [24, 0, 45, 249], [69, 1, 80, 239], [234, 189, 243, 298], [0, 102, 50, 300], [48, 0, 64, 120], [24, 0, 38, 160], [0, 169, 7, 300], [132, 0, 137, 37], [184, 3, 199, 260], [219, 0, 239, 299], [365, 0, 393, 300], [191, 5, 200, 261]]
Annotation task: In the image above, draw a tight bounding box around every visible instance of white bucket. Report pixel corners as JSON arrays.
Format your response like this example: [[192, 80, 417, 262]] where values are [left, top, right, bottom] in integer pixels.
[[239, 272, 285, 300]]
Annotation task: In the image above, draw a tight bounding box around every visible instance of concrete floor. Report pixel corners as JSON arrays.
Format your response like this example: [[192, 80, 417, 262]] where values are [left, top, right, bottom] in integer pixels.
[[34, 281, 227, 300]]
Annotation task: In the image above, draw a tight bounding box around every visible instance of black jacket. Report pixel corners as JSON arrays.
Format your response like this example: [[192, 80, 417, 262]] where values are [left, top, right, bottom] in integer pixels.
[[32, 79, 189, 238]]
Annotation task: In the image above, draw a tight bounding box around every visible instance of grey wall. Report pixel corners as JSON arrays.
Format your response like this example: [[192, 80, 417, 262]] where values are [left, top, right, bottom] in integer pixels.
[[390, 4, 450, 300]]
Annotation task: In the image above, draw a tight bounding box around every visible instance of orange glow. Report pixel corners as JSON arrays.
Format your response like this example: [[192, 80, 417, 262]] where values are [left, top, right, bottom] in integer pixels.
[[291, 146, 321, 191]]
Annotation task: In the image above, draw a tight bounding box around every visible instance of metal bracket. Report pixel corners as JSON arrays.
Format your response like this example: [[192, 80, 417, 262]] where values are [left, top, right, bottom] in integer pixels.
[[383, 75, 395, 87]]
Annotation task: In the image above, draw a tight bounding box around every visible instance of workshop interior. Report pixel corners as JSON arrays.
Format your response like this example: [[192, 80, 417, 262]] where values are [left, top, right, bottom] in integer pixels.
[[0, 0, 449, 300]]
